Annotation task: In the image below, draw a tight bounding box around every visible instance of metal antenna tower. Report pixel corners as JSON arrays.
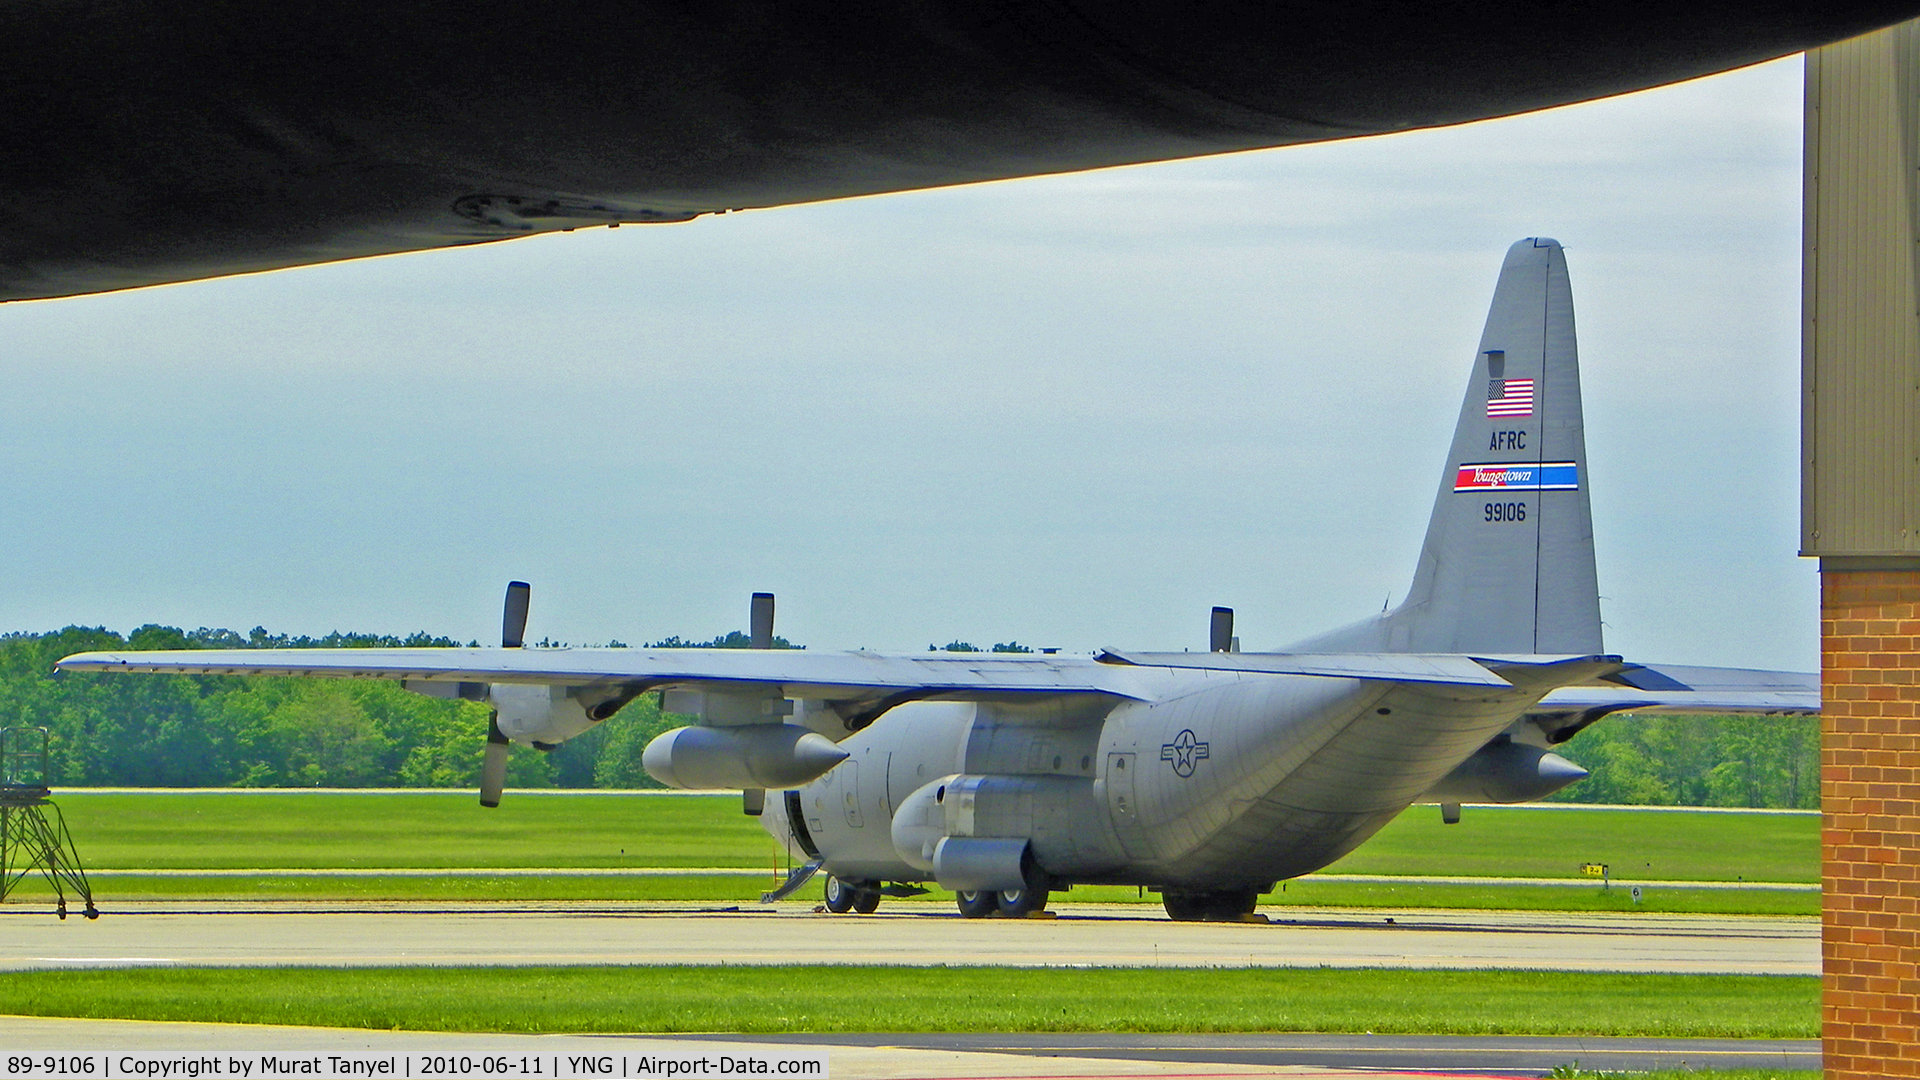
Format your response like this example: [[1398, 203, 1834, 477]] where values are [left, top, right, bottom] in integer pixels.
[[0, 726, 97, 919]]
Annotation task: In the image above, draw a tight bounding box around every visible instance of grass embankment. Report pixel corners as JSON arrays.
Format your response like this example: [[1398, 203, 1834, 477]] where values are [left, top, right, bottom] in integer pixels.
[[13, 791, 1818, 912], [2, 967, 1818, 1038]]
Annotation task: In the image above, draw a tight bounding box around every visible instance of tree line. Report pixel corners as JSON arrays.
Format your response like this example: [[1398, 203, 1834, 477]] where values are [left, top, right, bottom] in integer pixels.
[[1544, 712, 1819, 809], [0, 625, 703, 790], [0, 626, 1818, 806]]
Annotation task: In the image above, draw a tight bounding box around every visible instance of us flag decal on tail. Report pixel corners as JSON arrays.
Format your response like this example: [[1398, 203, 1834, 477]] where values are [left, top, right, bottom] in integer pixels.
[[1486, 378, 1534, 417]]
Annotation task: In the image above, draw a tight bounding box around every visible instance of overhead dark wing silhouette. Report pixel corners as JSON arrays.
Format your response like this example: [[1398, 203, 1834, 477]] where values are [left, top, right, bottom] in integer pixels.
[[3, 1, 1916, 301]]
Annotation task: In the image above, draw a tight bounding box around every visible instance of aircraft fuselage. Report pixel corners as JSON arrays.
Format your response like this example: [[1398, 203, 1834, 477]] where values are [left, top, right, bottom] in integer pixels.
[[763, 668, 1540, 891]]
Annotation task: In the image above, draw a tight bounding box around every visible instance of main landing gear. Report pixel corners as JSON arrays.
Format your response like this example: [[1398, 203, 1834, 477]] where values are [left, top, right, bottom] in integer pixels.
[[953, 890, 996, 918], [1161, 886, 1261, 921], [954, 860, 1054, 919], [952, 886, 1051, 917]]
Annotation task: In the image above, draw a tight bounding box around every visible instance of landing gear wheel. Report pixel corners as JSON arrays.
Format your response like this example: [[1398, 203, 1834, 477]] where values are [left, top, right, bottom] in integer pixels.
[[823, 875, 857, 913], [996, 886, 1049, 917], [955, 890, 996, 918], [852, 887, 882, 914], [1162, 893, 1202, 921], [1220, 886, 1259, 918], [1162, 887, 1259, 921]]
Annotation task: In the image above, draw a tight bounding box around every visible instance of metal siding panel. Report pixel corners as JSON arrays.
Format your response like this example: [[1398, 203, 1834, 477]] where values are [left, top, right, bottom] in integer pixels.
[[1804, 45, 1821, 550], [1805, 22, 1920, 557]]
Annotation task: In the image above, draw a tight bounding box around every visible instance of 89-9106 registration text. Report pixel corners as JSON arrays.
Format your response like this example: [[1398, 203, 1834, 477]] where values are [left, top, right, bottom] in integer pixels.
[[6, 1054, 826, 1080]]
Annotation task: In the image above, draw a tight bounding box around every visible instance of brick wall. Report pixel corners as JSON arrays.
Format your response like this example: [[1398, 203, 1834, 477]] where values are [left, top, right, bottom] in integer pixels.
[[1823, 568, 1920, 1078]]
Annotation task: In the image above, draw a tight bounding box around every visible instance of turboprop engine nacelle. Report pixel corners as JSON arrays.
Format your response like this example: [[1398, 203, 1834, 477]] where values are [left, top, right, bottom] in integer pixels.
[[643, 723, 849, 790], [489, 683, 596, 747], [1418, 739, 1589, 804]]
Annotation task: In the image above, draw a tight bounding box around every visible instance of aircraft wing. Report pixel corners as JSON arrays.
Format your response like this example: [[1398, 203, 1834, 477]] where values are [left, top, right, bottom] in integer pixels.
[[8, 4, 1912, 301], [59, 647, 1814, 706], [54, 647, 1162, 704], [56, 644, 1573, 696]]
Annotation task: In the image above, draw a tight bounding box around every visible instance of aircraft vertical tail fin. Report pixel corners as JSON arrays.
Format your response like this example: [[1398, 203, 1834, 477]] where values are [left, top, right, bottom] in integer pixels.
[[1381, 237, 1602, 655]]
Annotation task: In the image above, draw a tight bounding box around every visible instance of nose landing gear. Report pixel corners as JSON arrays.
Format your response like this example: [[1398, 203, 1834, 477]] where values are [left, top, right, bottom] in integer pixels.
[[821, 874, 886, 913]]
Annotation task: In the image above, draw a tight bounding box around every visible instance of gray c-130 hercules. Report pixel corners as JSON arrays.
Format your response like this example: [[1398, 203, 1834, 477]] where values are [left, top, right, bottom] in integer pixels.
[[58, 238, 1816, 921]]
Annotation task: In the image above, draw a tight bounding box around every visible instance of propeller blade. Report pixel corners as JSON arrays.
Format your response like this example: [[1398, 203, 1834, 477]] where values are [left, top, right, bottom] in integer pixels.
[[502, 581, 531, 648], [484, 582, 531, 808], [1210, 606, 1234, 653], [751, 592, 775, 649], [480, 716, 510, 808]]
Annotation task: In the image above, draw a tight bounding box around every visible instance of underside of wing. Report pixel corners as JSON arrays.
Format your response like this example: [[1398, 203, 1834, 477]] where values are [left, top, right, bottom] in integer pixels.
[[1092, 650, 1516, 686], [6, 4, 1906, 301]]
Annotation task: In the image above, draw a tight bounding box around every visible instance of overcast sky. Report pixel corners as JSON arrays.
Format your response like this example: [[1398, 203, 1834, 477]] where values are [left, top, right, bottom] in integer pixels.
[[2, 56, 1814, 670]]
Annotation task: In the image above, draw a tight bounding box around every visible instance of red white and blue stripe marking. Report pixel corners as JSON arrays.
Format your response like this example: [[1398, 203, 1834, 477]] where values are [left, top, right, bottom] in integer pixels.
[[1454, 461, 1580, 492]]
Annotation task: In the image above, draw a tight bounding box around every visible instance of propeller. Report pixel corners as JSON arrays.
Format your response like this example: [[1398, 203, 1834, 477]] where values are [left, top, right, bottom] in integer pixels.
[[502, 580, 530, 648], [750, 592, 776, 649], [745, 591, 775, 816], [1210, 606, 1234, 654], [480, 580, 531, 808]]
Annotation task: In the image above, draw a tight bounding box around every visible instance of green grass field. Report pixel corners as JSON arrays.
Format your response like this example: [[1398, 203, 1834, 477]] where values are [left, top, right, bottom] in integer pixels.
[[1341, 805, 1817, 883], [3, 794, 1821, 1044], [12, 791, 1817, 912], [12, 872, 1818, 914], [1, 967, 1818, 1039], [45, 791, 1817, 877], [44, 791, 771, 869]]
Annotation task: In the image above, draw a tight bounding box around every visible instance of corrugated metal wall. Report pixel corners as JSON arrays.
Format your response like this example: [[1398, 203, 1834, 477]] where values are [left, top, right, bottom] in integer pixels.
[[1804, 21, 1920, 558]]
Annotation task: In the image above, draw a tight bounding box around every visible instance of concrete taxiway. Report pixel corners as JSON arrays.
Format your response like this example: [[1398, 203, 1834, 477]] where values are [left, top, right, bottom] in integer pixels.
[[0, 901, 1816, 974]]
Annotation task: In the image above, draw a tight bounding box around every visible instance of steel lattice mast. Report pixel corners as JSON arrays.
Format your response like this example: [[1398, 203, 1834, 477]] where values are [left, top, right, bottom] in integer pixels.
[[0, 727, 96, 920]]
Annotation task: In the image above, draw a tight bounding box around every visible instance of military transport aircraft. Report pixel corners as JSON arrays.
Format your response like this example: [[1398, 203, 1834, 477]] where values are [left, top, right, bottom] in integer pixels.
[[58, 239, 1817, 921]]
